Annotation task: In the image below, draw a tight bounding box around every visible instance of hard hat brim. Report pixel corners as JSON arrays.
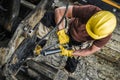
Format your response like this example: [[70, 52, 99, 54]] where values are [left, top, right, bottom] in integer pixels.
[[86, 23, 108, 40]]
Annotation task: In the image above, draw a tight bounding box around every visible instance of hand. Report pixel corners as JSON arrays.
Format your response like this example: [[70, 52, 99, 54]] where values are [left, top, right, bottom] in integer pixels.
[[59, 45, 73, 57], [57, 29, 69, 44]]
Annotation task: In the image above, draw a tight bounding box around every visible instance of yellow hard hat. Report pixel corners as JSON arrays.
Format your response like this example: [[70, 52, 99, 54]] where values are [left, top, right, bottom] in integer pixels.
[[86, 11, 117, 39]]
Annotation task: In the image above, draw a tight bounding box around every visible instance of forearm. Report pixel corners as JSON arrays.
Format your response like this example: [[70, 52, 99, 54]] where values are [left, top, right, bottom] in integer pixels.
[[73, 45, 101, 57], [73, 49, 95, 56]]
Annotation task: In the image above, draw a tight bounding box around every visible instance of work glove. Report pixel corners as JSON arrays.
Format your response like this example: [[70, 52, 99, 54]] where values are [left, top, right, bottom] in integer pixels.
[[57, 29, 69, 44], [59, 45, 73, 57]]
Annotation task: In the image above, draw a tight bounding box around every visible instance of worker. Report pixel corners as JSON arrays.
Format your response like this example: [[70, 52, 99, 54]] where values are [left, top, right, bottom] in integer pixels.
[[55, 4, 117, 57], [37, 4, 117, 73], [55, 4, 117, 73]]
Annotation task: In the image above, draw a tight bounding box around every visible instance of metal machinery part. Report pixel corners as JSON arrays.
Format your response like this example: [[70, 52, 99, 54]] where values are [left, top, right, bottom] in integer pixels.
[[0, 0, 20, 31], [0, 0, 70, 80], [0, 0, 20, 45], [0, 0, 57, 80]]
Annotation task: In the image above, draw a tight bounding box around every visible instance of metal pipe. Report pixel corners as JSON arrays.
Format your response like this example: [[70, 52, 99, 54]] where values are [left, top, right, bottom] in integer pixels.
[[21, 0, 36, 9], [41, 48, 61, 56], [41, 46, 70, 56]]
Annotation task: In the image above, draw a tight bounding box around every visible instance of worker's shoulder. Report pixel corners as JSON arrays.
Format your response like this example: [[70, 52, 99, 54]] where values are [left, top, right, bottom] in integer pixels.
[[73, 4, 101, 11]]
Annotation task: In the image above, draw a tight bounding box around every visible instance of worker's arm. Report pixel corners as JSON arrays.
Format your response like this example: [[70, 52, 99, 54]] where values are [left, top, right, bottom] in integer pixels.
[[55, 6, 73, 30], [55, 6, 73, 44], [73, 44, 101, 56]]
